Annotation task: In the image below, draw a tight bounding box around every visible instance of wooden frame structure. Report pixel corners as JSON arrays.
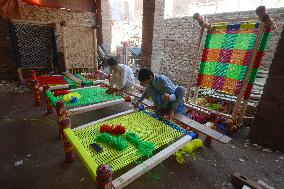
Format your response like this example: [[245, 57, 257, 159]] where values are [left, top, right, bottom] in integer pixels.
[[185, 6, 275, 123], [59, 97, 231, 188], [9, 19, 58, 83], [60, 21, 98, 77]]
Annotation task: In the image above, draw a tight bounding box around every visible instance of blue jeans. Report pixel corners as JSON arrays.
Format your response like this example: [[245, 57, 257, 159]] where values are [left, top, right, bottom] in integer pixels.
[[155, 86, 185, 115]]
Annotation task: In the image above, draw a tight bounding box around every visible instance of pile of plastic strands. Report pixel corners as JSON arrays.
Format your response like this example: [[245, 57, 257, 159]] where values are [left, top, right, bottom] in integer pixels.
[[63, 92, 81, 102], [126, 132, 155, 158], [99, 124, 126, 135], [96, 133, 128, 151], [175, 139, 203, 164]]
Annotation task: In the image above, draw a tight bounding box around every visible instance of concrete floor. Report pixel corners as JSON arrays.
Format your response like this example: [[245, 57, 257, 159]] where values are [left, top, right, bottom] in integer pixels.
[[0, 84, 284, 189]]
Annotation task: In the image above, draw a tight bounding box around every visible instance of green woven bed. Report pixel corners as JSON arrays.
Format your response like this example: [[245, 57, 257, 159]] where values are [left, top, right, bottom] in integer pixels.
[[46, 87, 123, 108]]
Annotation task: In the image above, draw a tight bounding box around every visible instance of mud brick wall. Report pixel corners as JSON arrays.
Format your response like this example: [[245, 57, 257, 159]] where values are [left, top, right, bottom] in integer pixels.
[[0, 4, 96, 80], [151, 8, 284, 87], [249, 25, 284, 153]]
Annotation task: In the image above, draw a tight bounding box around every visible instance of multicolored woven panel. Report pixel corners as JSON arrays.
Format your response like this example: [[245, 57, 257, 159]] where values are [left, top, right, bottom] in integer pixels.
[[51, 87, 122, 108], [9, 22, 58, 69], [196, 22, 270, 96], [73, 111, 183, 172], [36, 75, 77, 88]]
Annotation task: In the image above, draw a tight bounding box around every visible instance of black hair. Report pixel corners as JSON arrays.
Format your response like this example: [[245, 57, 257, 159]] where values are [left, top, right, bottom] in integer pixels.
[[107, 56, 119, 66], [138, 68, 154, 82]]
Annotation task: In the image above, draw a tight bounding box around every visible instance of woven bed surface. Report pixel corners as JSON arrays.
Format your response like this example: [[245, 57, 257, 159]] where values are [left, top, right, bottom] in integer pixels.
[[73, 111, 183, 172], [55, 87, 123, 108]]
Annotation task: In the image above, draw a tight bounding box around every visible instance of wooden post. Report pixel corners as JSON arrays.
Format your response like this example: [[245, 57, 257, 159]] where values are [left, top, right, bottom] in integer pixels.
[[18, 68, 24, 84], [33, 80, 41, 106], [56, 100, 68, 139], [232, 6, 274, 122], [30, 70, 36, 81], [96, 164, 113, 189], [60, 21, 68, 72], [185, 27, 204, 102], [237, 7, 275, 124], [186, 13, 213, 103], [193, 86, 200, 103], [43, 85, 53, 114], [58, 116, 75, 163]]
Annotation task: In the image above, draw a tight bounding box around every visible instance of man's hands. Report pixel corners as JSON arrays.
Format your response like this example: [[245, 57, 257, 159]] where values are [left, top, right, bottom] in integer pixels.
[[133, 100, 140, 109], [162, 93, 170, 102], [106, 87, 118, 94]]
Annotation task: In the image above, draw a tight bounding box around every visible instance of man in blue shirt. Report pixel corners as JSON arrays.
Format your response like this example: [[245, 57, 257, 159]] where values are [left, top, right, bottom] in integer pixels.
[[135, 68, 185, 116]]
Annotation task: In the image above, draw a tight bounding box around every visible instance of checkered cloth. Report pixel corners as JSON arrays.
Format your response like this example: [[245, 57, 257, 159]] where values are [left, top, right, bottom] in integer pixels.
[[196, 22, 271, 99]]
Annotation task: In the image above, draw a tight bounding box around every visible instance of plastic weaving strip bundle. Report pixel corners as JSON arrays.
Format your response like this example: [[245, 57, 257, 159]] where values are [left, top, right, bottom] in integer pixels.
[[73, 111, 183, 172], [55, 87, 122, 108], [197, 22, 271, 96]]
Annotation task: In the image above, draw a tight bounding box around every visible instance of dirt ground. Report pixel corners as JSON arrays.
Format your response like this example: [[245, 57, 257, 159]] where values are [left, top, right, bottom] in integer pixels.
[[0, 81, 283, 189]]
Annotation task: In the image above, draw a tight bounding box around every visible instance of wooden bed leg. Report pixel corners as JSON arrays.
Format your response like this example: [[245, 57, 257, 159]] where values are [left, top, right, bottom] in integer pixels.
[[33, 80, 41, 106], [56, 100, 68, 139], [59, 117, 75, 163], [96, 164, 113, 189], [43, 85, 53, 114]]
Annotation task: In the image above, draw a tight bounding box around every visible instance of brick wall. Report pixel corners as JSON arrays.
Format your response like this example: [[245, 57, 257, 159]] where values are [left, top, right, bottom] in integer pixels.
[[249, 25, 284, 153], [151, 7, 284, 87], [0, 4, 96, 81]]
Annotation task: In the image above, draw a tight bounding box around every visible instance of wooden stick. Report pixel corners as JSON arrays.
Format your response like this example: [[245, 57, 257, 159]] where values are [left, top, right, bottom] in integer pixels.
[[112, 135, 193, 189], [17, 68, 24, 84], [237, 99, 249, 124], [231, 23, 265, 121], [193, 86, 200, 103], [11, 19, 49, 25], [185, 27, 204, 102], [174, 114, 231, 143], [67, 97, 134, 116]]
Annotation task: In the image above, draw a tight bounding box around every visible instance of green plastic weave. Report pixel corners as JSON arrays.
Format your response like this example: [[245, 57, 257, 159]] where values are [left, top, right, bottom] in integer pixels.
[[55, 87, 122, 108], [73, 111, 183, 172], [64, 76, 77, 88], [75, 74, 93, 86]]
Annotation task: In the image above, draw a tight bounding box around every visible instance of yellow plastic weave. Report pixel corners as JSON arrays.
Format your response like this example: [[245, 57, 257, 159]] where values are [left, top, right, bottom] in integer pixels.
[[74, 111, 183, 172]]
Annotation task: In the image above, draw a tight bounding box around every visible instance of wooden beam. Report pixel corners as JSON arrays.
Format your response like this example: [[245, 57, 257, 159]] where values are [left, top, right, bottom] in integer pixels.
[[185, 28, 204, 102], [12, 19, 49, 25], [232, 23, 265, 121], [174, 114, 231, 143], [67, 97, 134, 116], [112, 135, 193, 189]]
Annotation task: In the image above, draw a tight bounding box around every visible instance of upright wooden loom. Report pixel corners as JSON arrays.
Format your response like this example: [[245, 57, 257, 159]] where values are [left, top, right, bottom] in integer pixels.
[[60, 21, 98, 77], [185, 6, 275, 123]]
